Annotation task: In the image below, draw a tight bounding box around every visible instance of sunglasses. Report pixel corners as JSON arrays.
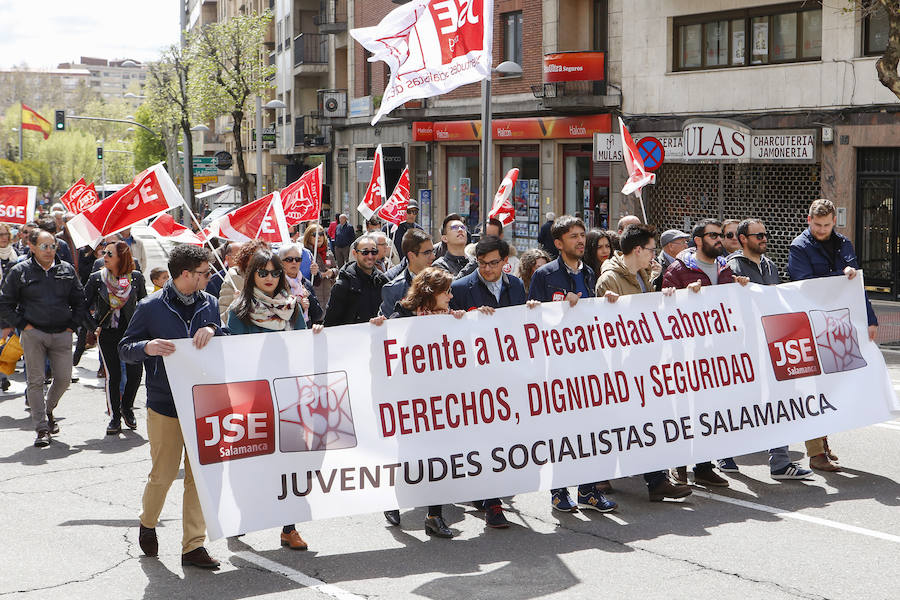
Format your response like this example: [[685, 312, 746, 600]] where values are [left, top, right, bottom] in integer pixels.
[[724, 232, 736, 239], [103, 250, 115, 257], [281, 256, 302, 263], [449, 224, 467, 232], [702, 232, 722, 240], [193, 268, 213, 277], [37, 243, 58, 251], [357, 249, 378, 256], [256, 268, 283, 278], [748, 232, 768, 240]]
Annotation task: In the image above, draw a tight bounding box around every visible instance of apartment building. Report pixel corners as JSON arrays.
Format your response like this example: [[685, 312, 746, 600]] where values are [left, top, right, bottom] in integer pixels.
[[56, 57, 147, 101], [617, 1, 900, 294]]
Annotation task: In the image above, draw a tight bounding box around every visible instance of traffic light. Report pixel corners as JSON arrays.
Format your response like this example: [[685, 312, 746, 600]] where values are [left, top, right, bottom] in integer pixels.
[[54, 110, 65, 131], [96, 147, 103, 160]]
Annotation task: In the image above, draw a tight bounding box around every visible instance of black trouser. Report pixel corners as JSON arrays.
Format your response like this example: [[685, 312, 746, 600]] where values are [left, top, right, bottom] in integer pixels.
[[73, 326, 88, 366], [98, 327, 142, 419]]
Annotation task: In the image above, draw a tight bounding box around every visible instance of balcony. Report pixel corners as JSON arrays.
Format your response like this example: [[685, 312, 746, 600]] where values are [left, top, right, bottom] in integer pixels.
[[532, 51, 620, 109], [294, 33, 328, 67], [294, 113, 329, 148], [314, 0, 347, 33]]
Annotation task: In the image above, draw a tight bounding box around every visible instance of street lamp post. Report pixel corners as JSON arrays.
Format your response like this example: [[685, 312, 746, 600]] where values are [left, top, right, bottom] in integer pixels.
[[255, 98, 287, 199], [480, 61, 522, 228]]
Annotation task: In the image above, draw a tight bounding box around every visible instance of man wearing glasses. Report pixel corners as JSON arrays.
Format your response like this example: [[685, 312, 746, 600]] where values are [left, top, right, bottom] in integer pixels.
[[387, 199, 424, 259], [0, 229, 87, 448], [662, 218, 749, 487], [722, 219, 742, 256], [119, 244, 223, 569], [432, 213, 470, 277], [324, 235, 388, 326]]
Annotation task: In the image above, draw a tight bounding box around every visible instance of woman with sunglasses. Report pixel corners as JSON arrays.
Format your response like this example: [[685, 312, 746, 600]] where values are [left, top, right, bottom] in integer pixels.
[[84, 241, 147, 434], [371, 267, 492, 538], [303, 225, 337, 308], [278, 243, 323, 325], [226, 249, 323, 550]]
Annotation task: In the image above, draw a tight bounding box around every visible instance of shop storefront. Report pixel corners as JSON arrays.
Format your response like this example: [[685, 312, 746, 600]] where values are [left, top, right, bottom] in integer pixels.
[[414, 114, 611, 250]]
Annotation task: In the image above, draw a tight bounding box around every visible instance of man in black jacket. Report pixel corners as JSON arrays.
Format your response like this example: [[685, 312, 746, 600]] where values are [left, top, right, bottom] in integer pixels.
[[431, 213, 470, 277], [324, 235, 387, 326], [0, 229, 87, 447]]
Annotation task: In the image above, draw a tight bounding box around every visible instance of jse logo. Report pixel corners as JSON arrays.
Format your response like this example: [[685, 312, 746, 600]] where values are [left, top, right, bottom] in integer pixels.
[[428, 0, 484, 64], [193, 380, 276, 464], [761, 312, 821, 381]]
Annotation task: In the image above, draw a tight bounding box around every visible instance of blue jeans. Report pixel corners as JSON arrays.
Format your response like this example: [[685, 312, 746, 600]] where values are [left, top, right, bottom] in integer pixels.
[[768, 446, 791, 472]]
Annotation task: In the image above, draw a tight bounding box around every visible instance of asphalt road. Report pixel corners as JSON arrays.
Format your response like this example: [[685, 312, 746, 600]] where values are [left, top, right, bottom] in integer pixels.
[[0, 235, 898, 600]]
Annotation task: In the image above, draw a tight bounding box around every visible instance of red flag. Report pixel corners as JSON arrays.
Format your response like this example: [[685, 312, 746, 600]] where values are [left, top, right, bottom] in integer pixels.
[[0, 186, 36, 225], [488, 168, 518, 227], [66, 163, 184, 248], [357, 144, 385, 219], [205, 192, 291, 243], [377, 166, 410, 226], [60, 178, 101, 214], [149, 214, 204, 246], [281, 164, 323, 225], [619, 117, 655, 198]]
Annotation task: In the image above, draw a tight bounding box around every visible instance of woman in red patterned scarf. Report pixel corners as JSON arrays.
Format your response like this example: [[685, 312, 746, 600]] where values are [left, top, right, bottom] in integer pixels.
[[84, 240, 147, 435]]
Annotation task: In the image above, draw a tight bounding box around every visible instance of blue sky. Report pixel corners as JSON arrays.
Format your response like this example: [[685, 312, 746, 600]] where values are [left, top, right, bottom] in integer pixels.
[[0, 1, 181, 68]]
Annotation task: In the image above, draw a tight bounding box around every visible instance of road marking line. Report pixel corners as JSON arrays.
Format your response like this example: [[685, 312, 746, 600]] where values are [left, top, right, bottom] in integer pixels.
[[232, 551, 365, 600], [693, 490, 900, 544]]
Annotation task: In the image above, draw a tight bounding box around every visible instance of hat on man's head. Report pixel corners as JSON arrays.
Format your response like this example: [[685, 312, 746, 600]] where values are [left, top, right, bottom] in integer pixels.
[[406, 199, 419, 210], [660, 229, 690, 246]]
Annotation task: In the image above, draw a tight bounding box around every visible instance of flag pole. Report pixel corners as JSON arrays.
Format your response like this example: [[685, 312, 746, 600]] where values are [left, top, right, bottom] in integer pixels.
[[179, 199, 236, 291], [18, 104, 23, 162]]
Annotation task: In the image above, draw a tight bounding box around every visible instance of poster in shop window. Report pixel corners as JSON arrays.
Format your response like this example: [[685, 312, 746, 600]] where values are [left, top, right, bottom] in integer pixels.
[[732, 29, 745, 64], [752, 21, 768, 62], [458, 178, 471, 220]]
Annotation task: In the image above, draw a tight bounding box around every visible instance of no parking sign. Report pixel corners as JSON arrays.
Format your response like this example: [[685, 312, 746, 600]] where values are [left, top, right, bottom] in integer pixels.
[[637, 137, 665, 172]]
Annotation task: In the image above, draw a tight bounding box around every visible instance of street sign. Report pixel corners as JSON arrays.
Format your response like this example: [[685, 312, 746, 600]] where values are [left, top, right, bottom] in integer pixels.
[[637, 137, 665, 172], [192, 157, 218, 176], [592, 133, 622, 162], [193, 175, 218, 185]]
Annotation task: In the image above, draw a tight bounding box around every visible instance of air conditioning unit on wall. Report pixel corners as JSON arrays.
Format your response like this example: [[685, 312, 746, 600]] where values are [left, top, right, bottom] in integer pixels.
[[319, 90, 347, 118]]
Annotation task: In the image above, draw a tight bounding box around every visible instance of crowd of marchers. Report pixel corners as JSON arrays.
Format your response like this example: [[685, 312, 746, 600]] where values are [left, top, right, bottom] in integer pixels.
[[0, 196, 876, 569]]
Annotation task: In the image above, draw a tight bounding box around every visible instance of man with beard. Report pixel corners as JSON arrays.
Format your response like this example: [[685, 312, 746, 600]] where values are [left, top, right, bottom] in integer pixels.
[[528, 215, 617, 514], [663, 218, 748, 487], [729, 219, 814, 481]]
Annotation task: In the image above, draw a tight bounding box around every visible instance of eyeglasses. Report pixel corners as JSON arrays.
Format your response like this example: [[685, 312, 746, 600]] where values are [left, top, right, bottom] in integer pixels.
[[702, 232, 722, 240], [417, 248, 435, 256], [37, 243, 58, 251], [724, 232, 736, 239], [642, 245, 657, 252], [357, 249, 378, 256], [281, 256, 302, 263], [407, 209, 419, 214], [103, 250, 115, 258], [449, 224, 467, 232], [256, 268, 283, 278], [748, 232, 768, 240], [477, 258, 503, 268], [193, 268, 213, 277]]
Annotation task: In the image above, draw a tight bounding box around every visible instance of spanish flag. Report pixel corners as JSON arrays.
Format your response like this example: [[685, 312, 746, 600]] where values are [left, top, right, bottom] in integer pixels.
[[21, 103, 51, 140]]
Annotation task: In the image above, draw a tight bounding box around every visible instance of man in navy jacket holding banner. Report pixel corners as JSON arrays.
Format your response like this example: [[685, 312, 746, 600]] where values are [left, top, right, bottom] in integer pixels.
[[526, 215, 617, 514]]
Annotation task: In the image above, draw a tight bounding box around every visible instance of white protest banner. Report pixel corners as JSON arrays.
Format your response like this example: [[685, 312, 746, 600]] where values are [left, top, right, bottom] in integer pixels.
[[165, 276, 898, 539], [350, 0, 494, 125]]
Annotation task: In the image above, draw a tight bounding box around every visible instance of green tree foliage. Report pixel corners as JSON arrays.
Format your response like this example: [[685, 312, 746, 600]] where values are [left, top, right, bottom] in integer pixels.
[[188, 10, 275, 203], [133, 103, 167, 173]]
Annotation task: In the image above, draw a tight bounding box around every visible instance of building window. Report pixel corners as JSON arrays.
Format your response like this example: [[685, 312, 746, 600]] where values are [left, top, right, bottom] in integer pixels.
[[864, 1, 889, 55], [674, 3, 822, 71], [503, 12, 523, 71]]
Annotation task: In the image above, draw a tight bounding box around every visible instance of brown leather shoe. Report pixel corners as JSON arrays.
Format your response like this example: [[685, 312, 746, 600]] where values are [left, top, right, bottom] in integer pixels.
[[810, 453, 841, 472], [670, 466, 688, 485], [693, 466, 730, 487], [138, 525, 158, 557], [823, 438, 839, 462], [181, 546, 220, 569], [280, 529, 308, 550], [648, 478, 693, 502]]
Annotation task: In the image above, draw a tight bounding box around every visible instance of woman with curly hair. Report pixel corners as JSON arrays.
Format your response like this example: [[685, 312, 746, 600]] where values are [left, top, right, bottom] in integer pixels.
[[303, 224, 338, 308], [370, 266, 492, 537], [516, 248, 552, 296]]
